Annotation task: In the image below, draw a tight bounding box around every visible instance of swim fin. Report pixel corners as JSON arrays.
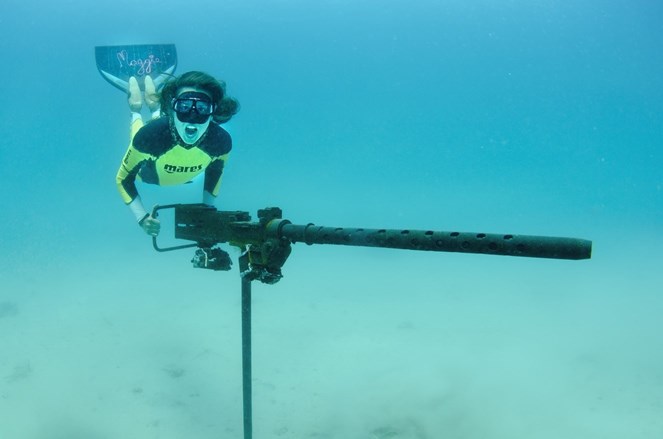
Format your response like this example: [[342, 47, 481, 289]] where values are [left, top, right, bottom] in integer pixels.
[[94, 44, 177, 92]]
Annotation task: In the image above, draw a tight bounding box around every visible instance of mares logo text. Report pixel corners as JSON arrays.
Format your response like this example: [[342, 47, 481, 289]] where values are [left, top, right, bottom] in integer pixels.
[[164, 164, 203, 173]]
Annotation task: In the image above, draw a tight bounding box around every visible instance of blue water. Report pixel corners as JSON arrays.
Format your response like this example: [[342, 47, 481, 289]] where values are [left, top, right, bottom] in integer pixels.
[[1, 0, 661, 438]]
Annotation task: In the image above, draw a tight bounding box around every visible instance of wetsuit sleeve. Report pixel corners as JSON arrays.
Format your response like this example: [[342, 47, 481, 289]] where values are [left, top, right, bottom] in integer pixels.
[[204, 153, 230, 198], [115, 119, 153, 204]]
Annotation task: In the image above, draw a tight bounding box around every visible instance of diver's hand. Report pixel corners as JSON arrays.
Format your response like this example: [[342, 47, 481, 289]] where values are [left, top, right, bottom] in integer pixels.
[[139, 215, 161, 236]]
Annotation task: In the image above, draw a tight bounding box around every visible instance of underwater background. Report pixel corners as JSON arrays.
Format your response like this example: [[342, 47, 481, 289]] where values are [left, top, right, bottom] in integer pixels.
[[1, 0, 661, 438]]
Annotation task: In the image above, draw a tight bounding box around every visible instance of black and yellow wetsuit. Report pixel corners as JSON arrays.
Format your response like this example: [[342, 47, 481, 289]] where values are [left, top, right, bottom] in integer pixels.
[[116, 117, 231, 219]]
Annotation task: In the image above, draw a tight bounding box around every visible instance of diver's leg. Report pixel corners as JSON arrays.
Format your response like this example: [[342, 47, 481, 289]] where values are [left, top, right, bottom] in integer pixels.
[[127, 77, 145, 142], [144, 75, 161, 119], [128, 76, 142, 113]]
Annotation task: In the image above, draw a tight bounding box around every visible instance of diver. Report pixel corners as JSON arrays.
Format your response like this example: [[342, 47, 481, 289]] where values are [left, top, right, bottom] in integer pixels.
[[115, 71, 240, 236]]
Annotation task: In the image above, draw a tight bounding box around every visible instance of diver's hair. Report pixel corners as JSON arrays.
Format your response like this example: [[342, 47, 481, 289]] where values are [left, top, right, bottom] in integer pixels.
[[158, 71, 240, 124]]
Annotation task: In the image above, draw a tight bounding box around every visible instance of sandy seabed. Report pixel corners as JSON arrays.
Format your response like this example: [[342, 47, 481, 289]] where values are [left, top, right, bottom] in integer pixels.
[[1, 242, 662, 439]]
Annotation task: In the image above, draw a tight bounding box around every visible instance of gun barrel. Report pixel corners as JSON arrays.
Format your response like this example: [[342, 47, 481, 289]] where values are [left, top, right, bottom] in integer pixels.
[[162, 205, 592, 261], [274, 223, 591, 260]]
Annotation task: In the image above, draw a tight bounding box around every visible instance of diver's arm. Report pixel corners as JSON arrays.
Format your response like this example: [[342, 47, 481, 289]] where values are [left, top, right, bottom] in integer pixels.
[[116, 148, 145, 215], [116, 117, 148, 210], [127, 197, 148, 222], [116, 108, 163, 236], [115, 139, 162, 235], [116, 163, 160, 236], [203, 190, 216, 206], [203, 155, 229, 206]]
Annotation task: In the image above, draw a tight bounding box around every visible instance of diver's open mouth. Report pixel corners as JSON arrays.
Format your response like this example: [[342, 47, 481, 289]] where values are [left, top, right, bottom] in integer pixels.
[[185, 125, 198, 136]]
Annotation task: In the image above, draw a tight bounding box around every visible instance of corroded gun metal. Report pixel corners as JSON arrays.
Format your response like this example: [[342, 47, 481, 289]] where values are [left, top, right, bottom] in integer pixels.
[[150, 202, 591, 439], [152, 204, 592, 281]]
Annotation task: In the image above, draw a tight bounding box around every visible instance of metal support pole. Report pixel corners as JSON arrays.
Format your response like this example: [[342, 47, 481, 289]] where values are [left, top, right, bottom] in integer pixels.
[[239, 254, 253, 439]]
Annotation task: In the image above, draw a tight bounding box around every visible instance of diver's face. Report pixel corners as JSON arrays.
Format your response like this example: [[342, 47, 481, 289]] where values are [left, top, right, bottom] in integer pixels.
[[171, 87, 214, 145]]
